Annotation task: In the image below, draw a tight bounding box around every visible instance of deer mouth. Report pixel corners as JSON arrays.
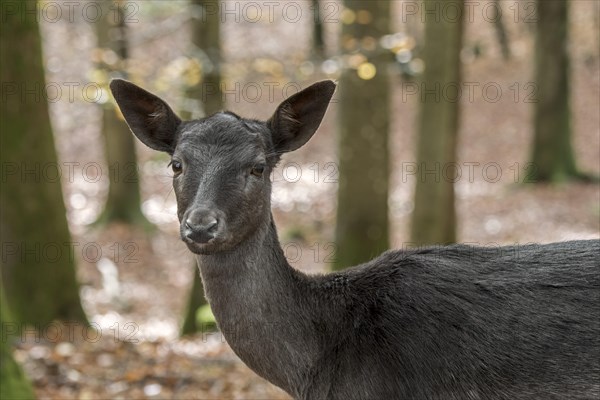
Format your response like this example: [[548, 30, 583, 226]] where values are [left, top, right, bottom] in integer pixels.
[[183, 237, 222, 255], [181, 229, 234, 255]]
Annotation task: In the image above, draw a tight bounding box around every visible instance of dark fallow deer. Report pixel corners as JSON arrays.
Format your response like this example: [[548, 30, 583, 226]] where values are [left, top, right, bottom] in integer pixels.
[[110, 79, 599, 400]]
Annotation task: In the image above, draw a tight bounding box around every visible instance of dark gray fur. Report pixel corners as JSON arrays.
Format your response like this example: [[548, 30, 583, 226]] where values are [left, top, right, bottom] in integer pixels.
[[110, 79, 600, 400]]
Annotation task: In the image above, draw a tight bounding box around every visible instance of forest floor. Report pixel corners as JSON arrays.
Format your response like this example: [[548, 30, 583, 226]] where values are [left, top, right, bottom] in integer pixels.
[[13, 1, 600, 399]]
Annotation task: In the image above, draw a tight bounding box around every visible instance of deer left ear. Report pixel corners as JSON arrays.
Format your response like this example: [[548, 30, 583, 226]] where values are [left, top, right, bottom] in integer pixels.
[[110, 79, 182, 154], [267, 80, 336, 154]]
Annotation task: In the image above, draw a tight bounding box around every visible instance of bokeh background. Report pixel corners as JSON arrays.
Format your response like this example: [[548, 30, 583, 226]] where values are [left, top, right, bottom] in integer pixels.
[[1, 0, 599, 399]]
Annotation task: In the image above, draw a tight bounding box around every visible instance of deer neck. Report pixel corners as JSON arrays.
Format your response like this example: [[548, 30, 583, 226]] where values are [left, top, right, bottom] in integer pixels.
[[195, 213, 318, 391]]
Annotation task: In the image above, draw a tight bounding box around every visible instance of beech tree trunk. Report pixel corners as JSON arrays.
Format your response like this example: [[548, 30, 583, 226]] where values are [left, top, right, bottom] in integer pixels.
[[181, 0, 223, 120], [95, 0, 151, 227], [334, 0, 391, 270], [530, 0, 580, 182], [181, 0, 223, 335], [410, 0, 464, 246], [312, 0, 326, 59], [0, 0, 88, 326]]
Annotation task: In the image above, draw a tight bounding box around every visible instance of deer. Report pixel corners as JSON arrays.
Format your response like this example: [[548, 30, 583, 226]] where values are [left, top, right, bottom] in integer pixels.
[[110, 79, 599, 400]]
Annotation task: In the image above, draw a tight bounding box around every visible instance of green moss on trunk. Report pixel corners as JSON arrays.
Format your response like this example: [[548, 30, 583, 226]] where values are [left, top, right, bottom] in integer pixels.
[[181, 266, 213, 335], [1, 281, 36, 400]]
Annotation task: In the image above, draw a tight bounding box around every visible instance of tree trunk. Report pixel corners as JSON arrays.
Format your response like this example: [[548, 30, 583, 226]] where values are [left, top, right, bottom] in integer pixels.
[[493, 0, 511, 60], [1, 278, 36, 400], [311, 0, 326, 59], [530, 0, 579, 182], [181, 270, 210, 335], [94, 0, 151, 227], [410, 0, 464, 247], [0, 0, 88, 326], [181, 0, 223, 335], [181, 0, 223, 120], [334, 0, 391, 270]]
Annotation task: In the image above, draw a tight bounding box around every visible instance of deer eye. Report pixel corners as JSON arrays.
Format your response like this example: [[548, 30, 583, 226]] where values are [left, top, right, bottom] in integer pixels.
[[251, 164, 265, 177], [169, 160, 182, 175]]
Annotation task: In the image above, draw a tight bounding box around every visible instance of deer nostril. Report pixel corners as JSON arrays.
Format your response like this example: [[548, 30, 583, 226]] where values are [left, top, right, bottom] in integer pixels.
[[205, 217, 218, 231]]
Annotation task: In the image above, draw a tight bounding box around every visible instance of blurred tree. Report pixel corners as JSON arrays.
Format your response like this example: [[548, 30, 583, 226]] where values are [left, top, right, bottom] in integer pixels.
[[530, 0, 584, 182], [311, 0, 326, 59], [493, 0, 511, 60], [334, 1, 391, 270], [181, 0, 223, 120], [94, 0, 152, 227], [181, 0, 223, 335], [181, 270, 209, 335], [0, 278, 36, 400], [410, 0, 464, 246], [0, 0, 88, 325]]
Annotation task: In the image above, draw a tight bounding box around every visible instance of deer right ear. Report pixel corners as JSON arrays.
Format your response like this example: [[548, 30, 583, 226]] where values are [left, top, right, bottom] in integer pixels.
[[110, 79, 182, 154], [267, 80, 336, 154]]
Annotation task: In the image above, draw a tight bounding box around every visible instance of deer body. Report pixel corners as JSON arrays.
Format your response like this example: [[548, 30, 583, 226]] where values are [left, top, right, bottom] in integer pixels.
[[110, 79, 599, 399], [200, 221, 599, 399]]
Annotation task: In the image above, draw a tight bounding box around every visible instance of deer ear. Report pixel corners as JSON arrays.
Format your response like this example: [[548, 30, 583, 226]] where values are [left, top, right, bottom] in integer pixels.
[[109, 79, 181, 154], [267, 80, 336, 153]]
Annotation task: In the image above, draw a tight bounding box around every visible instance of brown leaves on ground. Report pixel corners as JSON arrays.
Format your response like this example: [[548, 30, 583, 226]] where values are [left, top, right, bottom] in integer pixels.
[[14, 323, 289, 400]]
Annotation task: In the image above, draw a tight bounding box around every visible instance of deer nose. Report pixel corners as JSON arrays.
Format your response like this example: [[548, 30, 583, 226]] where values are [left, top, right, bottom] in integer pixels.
[[184, 208, 220, 243]]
